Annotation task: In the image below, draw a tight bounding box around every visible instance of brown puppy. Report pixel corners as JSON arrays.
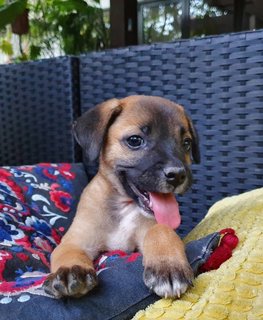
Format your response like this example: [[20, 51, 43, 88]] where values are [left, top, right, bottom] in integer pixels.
[[43, 95, 200, 299]]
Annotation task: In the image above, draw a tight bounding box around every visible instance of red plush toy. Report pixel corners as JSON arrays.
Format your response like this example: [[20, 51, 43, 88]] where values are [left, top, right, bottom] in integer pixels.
[[200, 228, 239, 273]]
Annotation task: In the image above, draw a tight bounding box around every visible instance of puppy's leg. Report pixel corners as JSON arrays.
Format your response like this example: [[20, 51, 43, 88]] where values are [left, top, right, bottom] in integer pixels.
[[43, 220, 101, 298], [141, 224, 193, 298], [43, 242, 98, 298]]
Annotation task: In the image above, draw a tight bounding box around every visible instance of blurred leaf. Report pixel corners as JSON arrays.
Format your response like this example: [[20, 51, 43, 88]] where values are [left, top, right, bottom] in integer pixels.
[[0, 0, 28, 30], [53, 0, 94, 13], [0, 39, 13, 55], [18, 52, 29, 61], [30, 44, 41, 59]]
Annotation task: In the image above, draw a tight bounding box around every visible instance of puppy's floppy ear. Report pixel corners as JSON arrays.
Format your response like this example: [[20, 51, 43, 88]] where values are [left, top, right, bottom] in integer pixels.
[[186, 114, 200, 164], [73, 99, 122, 162]]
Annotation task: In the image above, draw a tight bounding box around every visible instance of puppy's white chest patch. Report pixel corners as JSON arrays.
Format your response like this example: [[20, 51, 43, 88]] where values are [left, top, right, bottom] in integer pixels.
[[107, 204, 140, 252]]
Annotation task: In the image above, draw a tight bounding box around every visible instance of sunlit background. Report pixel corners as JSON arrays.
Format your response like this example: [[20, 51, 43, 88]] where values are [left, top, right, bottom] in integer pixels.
[[0, 0, 262, 63]]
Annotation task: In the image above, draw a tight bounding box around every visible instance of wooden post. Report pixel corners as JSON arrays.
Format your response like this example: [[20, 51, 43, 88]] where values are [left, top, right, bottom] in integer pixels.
[[181, 0, 190, 38], [110, 0, 138, 48], [234, 0, 245, 31]]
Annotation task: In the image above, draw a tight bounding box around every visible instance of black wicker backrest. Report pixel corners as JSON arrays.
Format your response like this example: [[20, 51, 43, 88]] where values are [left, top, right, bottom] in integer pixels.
[[79, 30, 263, 236], [0, 57, 80, 166]]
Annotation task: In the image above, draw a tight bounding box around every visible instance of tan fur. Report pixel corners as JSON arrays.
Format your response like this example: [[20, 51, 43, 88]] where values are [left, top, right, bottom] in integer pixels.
[[44, 95, 196, 299], [143, 224, 188, 265]]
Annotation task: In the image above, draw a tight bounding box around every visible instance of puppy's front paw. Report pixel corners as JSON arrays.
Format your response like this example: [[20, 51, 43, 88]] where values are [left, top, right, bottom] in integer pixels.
[[43, 265, 98, 298], [143, 261, 194, 298]]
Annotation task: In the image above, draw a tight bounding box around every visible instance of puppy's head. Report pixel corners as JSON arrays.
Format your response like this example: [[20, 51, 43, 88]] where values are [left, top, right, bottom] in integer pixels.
[[74, 96, 200, 226]]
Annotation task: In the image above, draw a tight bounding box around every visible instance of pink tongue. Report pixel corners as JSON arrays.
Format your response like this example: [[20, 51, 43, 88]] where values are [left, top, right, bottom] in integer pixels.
[[149, 192, 181, 230]]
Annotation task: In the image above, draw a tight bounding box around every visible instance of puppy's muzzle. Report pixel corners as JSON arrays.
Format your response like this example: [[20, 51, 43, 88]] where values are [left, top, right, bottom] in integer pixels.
[[163, 166, 186, 188]]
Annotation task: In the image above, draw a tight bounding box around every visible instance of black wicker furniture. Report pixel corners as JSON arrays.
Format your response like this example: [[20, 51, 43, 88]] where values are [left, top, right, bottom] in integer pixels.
[[0, 29, 262, 320]]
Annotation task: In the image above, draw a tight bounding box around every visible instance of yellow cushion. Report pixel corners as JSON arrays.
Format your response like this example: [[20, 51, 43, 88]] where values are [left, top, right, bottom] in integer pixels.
[[133, 188, 263, 320]]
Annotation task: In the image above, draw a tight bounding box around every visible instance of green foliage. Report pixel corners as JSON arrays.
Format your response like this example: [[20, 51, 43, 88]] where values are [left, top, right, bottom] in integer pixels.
[[0, 0, 27, 30], [29, 44, 41, 59], [30, 0, 108, 55], [0, 39, 13, 55], [141, 0, 228, 44], [142, 3, 181, 44], [0, 0, 109, 62]]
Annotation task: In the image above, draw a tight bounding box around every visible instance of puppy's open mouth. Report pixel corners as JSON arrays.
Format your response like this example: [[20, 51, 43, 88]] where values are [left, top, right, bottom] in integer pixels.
[[127, 182, 181, 230]]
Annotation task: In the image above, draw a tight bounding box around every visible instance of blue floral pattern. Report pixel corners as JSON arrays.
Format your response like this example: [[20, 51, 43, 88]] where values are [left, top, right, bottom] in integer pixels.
[[0, 163, 87, 299]]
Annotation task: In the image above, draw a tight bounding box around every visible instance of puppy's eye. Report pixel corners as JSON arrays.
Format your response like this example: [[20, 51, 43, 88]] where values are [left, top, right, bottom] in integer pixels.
[[126, 135, 144, 149], [183, 138, 192, 152]]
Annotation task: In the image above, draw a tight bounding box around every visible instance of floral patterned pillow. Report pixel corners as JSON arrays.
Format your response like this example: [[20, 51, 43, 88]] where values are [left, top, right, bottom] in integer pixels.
[[0, 163, 88, 298]]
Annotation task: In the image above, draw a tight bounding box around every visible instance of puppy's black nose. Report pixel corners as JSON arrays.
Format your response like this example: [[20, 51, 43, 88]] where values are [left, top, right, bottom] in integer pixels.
[[163, 167, 186, 186]]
